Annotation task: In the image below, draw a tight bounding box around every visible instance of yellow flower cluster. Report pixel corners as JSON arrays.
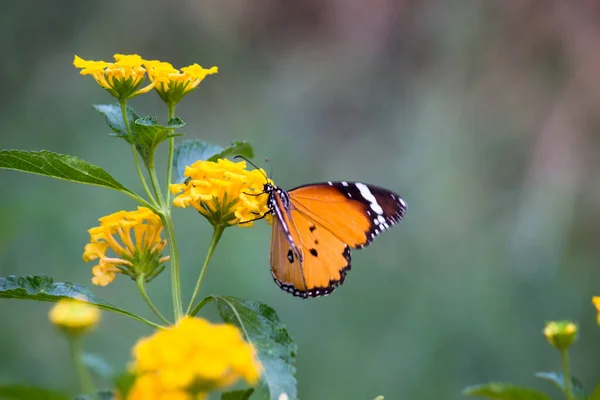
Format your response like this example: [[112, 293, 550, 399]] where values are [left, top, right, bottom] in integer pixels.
[[83, 207, 169, 286], [593, 297, 600, 325], [128, 317, 261, 400], [170, 159, 272, 227], [49, 299, 100, 336], [73, 54, 154, 100], [145, 60, 218, 105], [74, 54, 217, 103]]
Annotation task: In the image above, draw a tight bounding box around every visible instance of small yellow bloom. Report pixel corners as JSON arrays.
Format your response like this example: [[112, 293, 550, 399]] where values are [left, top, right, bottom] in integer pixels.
[[74, 54, 155, 100], [170, 159, 271, 227], [145, 60, 218, 105], [83, 207, 169, 286], [592, 297, 600, 325], [127, 317, 261, 400], [49, 299, 100, 337], [544, 320, 578, 351]]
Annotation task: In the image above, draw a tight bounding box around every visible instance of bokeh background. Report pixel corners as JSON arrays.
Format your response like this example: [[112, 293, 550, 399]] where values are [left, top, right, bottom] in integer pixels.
[[2, 0, 600, 399]]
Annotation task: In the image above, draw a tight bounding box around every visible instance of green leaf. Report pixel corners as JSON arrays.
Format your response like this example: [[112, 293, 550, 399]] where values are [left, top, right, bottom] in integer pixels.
[[173, 140, 255, 183], [94, 390, 116, 400], [74, 391, 116, 400], [0, 275, 160, 328], [211, 296, 297, 400], [221, 388, 255, 400], [0, 150, 134, 195], [131, 116, 185, 166], [0, 384, 69, 400], [173, 139, 222, 182], [207, 141, 254, 162], [589, 384, 600, 400], [83, 353, 114, 379], [93, 104, 140, 136], [113, 373, 135, 399], [535, 372, 587, 399], [463, 383, 550, 400]]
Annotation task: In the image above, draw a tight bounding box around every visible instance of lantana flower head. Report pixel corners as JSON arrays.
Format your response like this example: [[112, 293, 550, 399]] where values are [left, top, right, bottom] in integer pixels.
[[593, 297, 600, 325], [49, 299, 100, 337], [83, 207, 169, 286], [73, 54, 155, 100], [543, 320, 578, 351], [145, 60, 218, 105], [127, 316, 261, 400], [170, 159, 272, 227]]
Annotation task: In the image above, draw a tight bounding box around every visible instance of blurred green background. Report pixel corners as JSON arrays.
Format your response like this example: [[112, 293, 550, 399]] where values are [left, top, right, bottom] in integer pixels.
[[2, 1, 600, 399]]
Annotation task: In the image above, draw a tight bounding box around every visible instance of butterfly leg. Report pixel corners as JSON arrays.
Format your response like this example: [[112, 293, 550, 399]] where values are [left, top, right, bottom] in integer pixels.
[[239, 210, 272, 224], [243, 191, 268, 197]]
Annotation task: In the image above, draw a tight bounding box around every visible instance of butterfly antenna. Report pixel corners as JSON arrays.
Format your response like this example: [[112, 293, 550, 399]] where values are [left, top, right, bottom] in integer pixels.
[[234, 155, 269, 182]]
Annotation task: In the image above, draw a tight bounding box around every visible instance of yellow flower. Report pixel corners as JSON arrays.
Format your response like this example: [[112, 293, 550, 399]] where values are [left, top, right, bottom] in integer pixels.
[[74, 54, 155, 99], [49, 299, 100, 336], [145, 60, 218, 105], [543, 320, 578, 351], [170, 159, 271, 227], [592, 297, 600, 325], [83, 207, 169, 286], [127, 317, 261, 400]]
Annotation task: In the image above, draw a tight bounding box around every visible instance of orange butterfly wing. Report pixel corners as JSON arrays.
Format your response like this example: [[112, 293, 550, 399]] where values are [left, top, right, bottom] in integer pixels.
[[270, 208, 351, 297], [269, 182, 406, 298]]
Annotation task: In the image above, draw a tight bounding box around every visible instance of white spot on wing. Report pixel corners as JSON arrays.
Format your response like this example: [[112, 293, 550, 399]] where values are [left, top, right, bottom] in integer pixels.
[[355, 183, 384, 214], [341, 181, 348, 186]]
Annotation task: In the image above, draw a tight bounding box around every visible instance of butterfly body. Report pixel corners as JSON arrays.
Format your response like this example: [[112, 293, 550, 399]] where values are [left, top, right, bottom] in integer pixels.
[[264, 181, 406, 298]]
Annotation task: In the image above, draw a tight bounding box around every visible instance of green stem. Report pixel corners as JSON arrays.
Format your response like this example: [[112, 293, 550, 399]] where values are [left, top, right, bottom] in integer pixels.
[[120, 189, 157, 212], [189, 296, 214, 317], [119, 99, 156, 205], [162, 209, 183, 320], [148, 153, 166, 206], [166, 102, 176, 204], [136, 275, 170, 325], [68, 336, 95, 396], [186, 226, 225, 314], [106, 308, 162, 329], [561, 349, 574, 400]]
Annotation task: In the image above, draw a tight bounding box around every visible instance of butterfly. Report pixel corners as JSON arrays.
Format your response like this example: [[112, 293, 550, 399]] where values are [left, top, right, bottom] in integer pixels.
[[255, 176, 407, 299]]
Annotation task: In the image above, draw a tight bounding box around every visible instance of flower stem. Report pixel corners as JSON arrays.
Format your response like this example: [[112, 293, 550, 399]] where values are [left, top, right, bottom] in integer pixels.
[[119, 99, 156, 205], [186, 226, 225, 314], [68, 336, 95, 396], [120, 189, 158, 213], [117, 312, 163, 329], [162, 209, 183, 320], [166, 102, 176, 204], [560, 349, 574, 400], [189, 296, 215, 317], [148, 153, 166, 207], [136, 275, 170, 325]]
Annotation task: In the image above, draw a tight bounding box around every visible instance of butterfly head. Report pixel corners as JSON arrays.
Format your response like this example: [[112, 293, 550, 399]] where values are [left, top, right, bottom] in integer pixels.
[[263, 182, 275, 194], [263, 182, 291, 213]]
